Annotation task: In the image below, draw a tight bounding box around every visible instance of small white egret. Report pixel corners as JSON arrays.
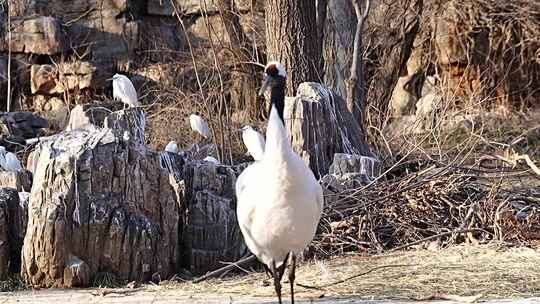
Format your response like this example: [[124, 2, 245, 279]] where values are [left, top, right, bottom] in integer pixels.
[[241, 125, 265, 161], [164, 140, 179, 154], [0, 146, 7, 170], [189, 113, 211, 139], [203, 156, 219, 164], [4, 152, 23, 172], [112, 73, 140, 108], [236, 62, 323, 304]]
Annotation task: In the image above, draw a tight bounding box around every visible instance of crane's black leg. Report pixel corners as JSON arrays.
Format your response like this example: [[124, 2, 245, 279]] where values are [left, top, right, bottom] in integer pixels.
[[269, 261, 282, 304], [288, 253, 297, 304]]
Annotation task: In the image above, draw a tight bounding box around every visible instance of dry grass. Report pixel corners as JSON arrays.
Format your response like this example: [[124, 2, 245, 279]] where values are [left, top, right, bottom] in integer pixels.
[[156, 244, 540, 300]]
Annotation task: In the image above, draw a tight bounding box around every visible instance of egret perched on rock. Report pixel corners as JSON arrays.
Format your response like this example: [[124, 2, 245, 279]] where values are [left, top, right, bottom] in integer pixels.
[[0, 146, 7, 170], [241, 125, 265, 161], [112, 73, 140, 109], [236, 61, 323, 304], [5, 152, 23, 172], [189, 113, 211, 140], [164, 140, 179, 154], [203, 156, 219, 164]]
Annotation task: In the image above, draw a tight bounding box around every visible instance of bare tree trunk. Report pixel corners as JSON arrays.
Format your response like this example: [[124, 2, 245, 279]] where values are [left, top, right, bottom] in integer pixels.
[[216, 0, 261, 119], [346, 0, 371, 127], [265, 0, 322, 95], [322, 1, 356, 103], [365, 0, 423, 127]]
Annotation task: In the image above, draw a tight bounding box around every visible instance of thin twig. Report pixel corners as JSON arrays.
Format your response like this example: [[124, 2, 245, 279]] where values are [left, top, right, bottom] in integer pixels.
[[192, 255, 257, 284], [296, 264, 413, 290], [389, 228, 489, 252]]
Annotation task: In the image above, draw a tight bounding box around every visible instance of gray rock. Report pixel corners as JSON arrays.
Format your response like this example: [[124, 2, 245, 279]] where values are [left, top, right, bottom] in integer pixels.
[[21, 128, 181, 287], [0, 187, 25, 278], [285, 82, 373, 178], [4, 17, 66, 55], [182, 161, 249, 275]]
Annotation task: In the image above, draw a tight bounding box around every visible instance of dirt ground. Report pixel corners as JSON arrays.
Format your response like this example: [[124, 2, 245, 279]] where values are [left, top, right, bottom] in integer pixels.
[[2, 244, 540, 303]]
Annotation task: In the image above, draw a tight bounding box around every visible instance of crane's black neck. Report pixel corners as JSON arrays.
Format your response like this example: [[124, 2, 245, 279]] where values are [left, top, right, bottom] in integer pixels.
[[269, 83, 285, 124]]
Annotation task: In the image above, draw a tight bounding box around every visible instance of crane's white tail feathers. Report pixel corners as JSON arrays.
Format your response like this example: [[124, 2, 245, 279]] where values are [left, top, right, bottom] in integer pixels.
[[265, 105, 290, 158]]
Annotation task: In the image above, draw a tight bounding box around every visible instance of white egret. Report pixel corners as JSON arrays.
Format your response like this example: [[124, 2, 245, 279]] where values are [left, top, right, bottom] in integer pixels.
[[203, 156, 219, 164], [112, 73, 140, 108], [241, 126, 265, 161], [164, 140, 179, 154], [189, 113, 211, 139], [4, 152, 23, 172], [236, 62, 323, 304], [0, 146, 7, 170]]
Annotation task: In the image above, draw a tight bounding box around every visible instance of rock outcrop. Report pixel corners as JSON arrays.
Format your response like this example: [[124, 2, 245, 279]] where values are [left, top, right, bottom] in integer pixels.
[[0, 187, 26, 278], [21, 109, 181, 287], [181, 161, 249, 275], [285, 82, 373, 178]]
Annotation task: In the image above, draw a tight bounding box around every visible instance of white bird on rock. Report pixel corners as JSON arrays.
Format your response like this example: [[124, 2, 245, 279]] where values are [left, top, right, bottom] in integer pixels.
[[4, 151, 23, 173], [165, 140, 179, 154], [189, 113, 211, 140], [112, 73, 140, 108], [203, 156, 220, 164], [241, 126, 265, 161], [0, 146, 7, 170], [236, 61, 323, 304]]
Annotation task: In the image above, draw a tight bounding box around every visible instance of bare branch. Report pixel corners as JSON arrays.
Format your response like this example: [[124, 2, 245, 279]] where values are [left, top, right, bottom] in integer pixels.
[[346, 0, 371, 128]]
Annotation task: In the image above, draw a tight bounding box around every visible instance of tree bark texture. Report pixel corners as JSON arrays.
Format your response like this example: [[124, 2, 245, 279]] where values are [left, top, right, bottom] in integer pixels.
[[265, 0, 322, 96], [364, 0, 423, 124], [181, 161, 249, 275], [21, 111, 182, 287], [216, 0, 261, 119], [285, 82, 373, 178], [323, 0, 356, 100]]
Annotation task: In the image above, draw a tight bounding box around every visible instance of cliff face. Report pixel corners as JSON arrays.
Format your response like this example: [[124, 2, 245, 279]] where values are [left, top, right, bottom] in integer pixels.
[[0, 1, 262, 131]]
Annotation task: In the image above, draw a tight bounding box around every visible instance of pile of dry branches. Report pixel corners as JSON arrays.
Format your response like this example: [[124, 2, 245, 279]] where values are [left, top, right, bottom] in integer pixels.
[[313, 161, 540, 257]]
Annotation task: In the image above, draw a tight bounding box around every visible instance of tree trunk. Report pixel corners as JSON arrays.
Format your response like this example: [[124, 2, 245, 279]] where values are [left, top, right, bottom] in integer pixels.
[[365, 0, 423, 126], [216, 0, 261, 119], [323, 1, 356, 100], [265, 0, 322, 95]]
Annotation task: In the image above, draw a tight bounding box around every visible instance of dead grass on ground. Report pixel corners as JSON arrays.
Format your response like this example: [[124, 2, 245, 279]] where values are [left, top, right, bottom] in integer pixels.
[[156, 244, 540, 301]]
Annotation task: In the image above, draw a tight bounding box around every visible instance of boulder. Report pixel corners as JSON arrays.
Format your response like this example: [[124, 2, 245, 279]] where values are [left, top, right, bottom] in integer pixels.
[[5, 17, 65, 55], [284, 82, 372, 178], [30, 65, 60, 95], [329, 153, 380, 181], [389, 73, 424, 117], [181, 161, 249, 275], [21, 120, 181, 287], [34, 96, 69, 132], [0, 111, 49, 139], [66, 104, 112, 132]]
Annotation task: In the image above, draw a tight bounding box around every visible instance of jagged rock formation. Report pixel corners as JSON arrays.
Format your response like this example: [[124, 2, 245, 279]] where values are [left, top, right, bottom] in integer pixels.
[[181, 161, 249, 275], [0, 111, 48, 139], [0, 187, 26, 279], [285, 82, 373, 178], [21, 109, 181, 287]]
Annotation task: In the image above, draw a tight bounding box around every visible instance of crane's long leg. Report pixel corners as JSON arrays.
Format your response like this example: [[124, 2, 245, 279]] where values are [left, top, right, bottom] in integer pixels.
[[288, 253, 297, 304], [269, 261, 283, 304]]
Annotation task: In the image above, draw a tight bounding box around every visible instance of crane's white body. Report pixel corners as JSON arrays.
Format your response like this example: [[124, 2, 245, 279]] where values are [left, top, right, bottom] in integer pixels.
[[112, 74, 140, 108], [165, 141, 179, 154], [4, 152, 23, 172], [241, 126, 265, 161], [203, 156, 220, 164], [236, 106, 323, 267], [189, 114, 211, 139]]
